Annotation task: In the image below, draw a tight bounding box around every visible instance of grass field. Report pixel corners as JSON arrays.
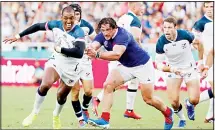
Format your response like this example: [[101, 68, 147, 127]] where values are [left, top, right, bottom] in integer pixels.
[[1, 87, 213, 129]]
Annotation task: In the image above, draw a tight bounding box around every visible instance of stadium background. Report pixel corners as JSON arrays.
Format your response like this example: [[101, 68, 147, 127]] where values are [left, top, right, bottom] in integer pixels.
[[1, 2, 213, 129]]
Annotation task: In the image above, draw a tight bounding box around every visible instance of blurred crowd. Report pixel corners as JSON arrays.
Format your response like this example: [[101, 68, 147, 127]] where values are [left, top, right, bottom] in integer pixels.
[[2, 2, 206, 45]]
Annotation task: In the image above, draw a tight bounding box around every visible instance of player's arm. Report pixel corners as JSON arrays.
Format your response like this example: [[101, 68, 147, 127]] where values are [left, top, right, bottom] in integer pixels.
[[3, 22, 46, 44], [201, 48, 213, 79], [130, 27, 141, 45], [87, 44, 126, 61], [55, 39, 86, 58]]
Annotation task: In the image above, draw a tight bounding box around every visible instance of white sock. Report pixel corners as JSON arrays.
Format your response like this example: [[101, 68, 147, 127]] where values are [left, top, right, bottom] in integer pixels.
[[126, 90, 137, 110], [199, 89, 213, 103], [97, 89, 104, 101], [174, 104, 186, 120], [53, 101, 64, 117], [32, 90, 46, 114], [126, 79, 138, 110], [206, 98, 214, 119]]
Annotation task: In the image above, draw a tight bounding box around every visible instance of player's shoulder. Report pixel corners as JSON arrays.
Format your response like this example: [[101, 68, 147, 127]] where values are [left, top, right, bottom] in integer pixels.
[[193, 15, 212, 31], [157, 34, 168, 44], [80, 19, 91, 26], [116, 27, 130, 38], [72, 25, 85, 38], [196, 15, 212, 24], [127, 12, 141, 28]]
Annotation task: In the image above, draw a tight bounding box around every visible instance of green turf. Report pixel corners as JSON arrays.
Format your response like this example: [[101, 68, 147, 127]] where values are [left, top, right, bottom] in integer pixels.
[[1, 87, 213, 129]]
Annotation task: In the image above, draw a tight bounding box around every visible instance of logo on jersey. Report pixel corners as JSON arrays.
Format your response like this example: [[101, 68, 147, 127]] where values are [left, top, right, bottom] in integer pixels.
[[86, 72, 90, 77], [104, 41, 108, 47], [181, 43, 186, 49]]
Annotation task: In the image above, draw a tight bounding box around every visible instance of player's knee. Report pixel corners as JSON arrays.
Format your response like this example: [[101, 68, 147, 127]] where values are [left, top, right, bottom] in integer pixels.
[[103, 82, 115, 93], [38, 85, 50, 95]]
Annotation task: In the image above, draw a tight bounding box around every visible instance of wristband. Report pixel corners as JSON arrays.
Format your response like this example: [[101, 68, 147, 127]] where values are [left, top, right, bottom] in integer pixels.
[[15, 34, 21, 39]]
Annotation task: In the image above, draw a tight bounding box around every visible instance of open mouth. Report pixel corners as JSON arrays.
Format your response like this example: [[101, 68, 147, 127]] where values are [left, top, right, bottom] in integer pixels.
[[66, 23, 72, 28]]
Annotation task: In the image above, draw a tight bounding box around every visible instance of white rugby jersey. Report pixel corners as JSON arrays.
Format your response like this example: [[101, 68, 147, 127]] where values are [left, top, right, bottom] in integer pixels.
[[156, 29, 196, 68], [193, 15, 213, 58]]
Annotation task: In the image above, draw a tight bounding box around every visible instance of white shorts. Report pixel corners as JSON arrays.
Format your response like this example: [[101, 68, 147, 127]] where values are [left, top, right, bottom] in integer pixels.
[[79, 64, 93, 80], [45, 59, 81, 86], [166, 66, 199, 83], [116, 59, 154, 84], [108, 61, 121, 73]]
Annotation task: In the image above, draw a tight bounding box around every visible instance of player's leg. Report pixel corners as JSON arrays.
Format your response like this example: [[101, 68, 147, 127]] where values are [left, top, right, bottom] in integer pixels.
[[92, 61, 119, 116], [133, 59, 174, 130], [166, 77, 186, 128], [70, 81, 86, 127], [185, 76, 200, 121], [53, 79, 73, 129], [88, 66, 129, 129], [124, 78, 141, 119], [204, 68, 214, 123], [22, 65, 60, 127]]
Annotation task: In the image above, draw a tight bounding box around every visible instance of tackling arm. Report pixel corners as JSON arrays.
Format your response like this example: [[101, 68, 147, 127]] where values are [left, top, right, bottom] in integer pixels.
[[155, 53, 174, 72], [18, 23, 46, 38]]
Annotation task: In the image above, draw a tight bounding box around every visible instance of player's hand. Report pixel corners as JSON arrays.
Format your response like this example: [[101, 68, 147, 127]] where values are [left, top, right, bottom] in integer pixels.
[[170, 67, 182, 75], [201, 69, 208, 80], [197, 64, 204, 73], [54, 45, 61, 53], [3, 37, 18, 44], [86, 47, 96, 58]]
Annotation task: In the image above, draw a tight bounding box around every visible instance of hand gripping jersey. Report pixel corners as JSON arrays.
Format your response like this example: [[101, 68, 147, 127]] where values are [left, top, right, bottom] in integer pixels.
[[156, 29, 196, 69]]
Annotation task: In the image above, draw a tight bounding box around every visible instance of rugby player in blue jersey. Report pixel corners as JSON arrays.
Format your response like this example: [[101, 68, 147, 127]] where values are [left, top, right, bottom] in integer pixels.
[[86, 17, 174, 130]]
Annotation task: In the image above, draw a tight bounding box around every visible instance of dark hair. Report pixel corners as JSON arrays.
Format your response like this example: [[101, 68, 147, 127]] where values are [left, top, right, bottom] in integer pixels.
[[70, 4, 82, 21], [62, 5, 74, 15], [163, 16, 177, 27], [204, 1, 213, 7], [98, 17, 118, 30]]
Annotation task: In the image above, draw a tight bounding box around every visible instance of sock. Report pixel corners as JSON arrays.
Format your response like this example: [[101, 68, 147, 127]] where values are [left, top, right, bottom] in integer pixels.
[[101, 112, 110, 122], [206, 98, 214, 119], [32, 88, 47, 114], [72, 100, 83, 121], [82, 94, 92, 111], [53, 100, 65, 116], [126, 88, 137, 110], [174, 104, 186, 120], [162, 107, 171, 117], [97, 89, 104, 102], [199, 89, 214, 103]]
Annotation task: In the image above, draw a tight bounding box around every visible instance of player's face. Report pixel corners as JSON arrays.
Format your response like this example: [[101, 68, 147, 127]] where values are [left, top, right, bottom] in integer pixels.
[[204, 2, 213, 18], [74, 11, 81, 22], [62, 11, 75, 31], [100, 24, 116, 40], [135, 3, 144, 16], [163, 22, 176, 40]]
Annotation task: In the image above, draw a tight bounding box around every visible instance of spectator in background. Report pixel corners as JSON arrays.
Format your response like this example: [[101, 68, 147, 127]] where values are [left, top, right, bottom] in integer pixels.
[[29, 60, 44, 85]]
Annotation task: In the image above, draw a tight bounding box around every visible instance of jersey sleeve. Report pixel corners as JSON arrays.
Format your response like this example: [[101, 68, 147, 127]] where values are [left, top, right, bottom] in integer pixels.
[[45, 20, 59, 30], [130, 18, 141, 28], [93, 32, 104, 45], [193, 21, 204, 32], [156, 37, 165, 54], [83, 20, 94, 35], [185, 30, 194, 43], [73, 27, 85, 39]]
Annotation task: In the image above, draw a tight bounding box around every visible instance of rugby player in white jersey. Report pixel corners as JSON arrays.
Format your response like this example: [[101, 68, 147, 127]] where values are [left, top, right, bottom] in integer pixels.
[[4, 6, 86, 129], [192, 1, 214, 123], [92, 2, 144, 119], [155, 17, 202, 128]]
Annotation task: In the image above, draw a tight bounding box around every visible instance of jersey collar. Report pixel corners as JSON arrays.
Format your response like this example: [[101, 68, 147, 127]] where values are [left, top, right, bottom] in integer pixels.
[[165, 30, 178, 42], [204, 14, 213, 21], [112, 28, 119, 39], [128, 10, 137, 17]]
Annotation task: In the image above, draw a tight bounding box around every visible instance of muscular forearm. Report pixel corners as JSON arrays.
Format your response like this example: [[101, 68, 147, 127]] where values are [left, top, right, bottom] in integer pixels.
[[99, 51, 121, 61], [19, 23, 46, 38]]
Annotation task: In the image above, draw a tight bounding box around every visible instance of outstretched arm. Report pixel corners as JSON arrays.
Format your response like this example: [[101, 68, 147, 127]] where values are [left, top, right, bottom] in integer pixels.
[[3, 22, 46, 44]]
